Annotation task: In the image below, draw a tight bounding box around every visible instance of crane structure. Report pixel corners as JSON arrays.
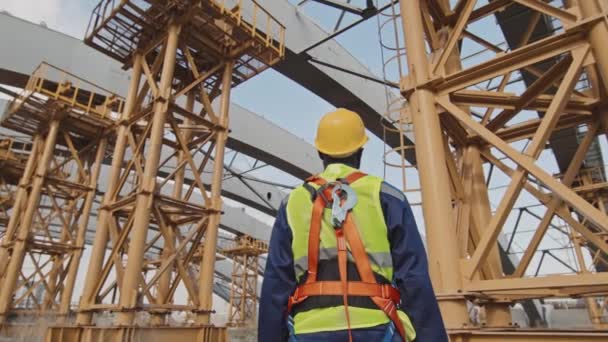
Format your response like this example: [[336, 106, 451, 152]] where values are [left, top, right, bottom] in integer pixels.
[[221, 235, 268, 327], [0, 63, 121, 327], [392, 0, 608, 340]]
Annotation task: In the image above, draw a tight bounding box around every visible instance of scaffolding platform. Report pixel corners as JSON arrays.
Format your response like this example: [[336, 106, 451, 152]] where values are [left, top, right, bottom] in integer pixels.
[[221, 235, 268, 257], [1, 63, 123, 142], [0, 64, 118, 323], [0, 135, 31, 227], [221, 235, 267, 327], [0, 136, 30, 184], [85, 0, 285, 90]]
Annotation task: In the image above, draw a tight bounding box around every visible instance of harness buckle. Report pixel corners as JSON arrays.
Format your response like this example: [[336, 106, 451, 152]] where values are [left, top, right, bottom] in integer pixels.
[[316, 181, 337, 205], [330, 183, 357, 227], [288, 286, 309, 312], [314, 182, 358, 228]]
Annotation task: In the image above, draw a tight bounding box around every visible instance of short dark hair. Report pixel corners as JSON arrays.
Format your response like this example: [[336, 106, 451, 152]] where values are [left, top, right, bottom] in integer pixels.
[[318, 148, 364, 169]]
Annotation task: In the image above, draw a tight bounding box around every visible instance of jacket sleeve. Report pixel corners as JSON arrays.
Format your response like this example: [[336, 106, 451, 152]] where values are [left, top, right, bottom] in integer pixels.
[[259, 200, 296, 342], [380, 182, 448, 342]]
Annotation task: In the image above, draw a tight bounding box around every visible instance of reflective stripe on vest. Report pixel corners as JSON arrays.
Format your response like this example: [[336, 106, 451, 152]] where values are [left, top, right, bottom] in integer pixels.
[[293, 248, 393, 279], [286, 164, 416, 340]]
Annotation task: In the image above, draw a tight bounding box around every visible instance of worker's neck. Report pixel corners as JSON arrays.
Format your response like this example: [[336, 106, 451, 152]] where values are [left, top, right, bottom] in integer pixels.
[[320, 149, 363, 170], [322, 160, 361, 170]]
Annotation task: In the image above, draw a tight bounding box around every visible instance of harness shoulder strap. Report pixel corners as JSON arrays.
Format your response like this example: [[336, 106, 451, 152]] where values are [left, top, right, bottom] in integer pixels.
[[344, 215, 408, 341], [302, 182, 318, 201], [342, 214, 375, 283], [305, 195, 325, 284], [343, 171, 366, 184]]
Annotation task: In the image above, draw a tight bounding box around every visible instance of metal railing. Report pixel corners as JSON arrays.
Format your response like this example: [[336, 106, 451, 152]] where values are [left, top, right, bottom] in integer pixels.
[[10, 62, 124, 121], [221, 235, 268, 255], [0, 135, 32, 162], [86, 0, 285, 59], [212, 0, 286, 57], [85, 0, 117, 39]]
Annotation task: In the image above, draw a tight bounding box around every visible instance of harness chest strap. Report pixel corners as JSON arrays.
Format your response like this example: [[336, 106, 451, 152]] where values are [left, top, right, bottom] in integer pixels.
[[288, 171, 408, 341]]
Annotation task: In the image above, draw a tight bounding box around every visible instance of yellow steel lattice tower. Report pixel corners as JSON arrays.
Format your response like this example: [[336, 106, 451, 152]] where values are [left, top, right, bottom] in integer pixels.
[[0, 63, 121, 325], [41, 1, 285, 340], [222, 235, 268, 327]]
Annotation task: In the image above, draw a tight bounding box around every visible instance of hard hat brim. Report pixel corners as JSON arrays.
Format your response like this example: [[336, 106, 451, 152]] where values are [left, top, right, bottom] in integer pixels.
[[315, 134, 368, 158]]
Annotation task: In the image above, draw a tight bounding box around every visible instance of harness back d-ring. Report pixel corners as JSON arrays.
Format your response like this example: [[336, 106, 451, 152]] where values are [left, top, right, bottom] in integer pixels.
[[330, 183, 357, 228]]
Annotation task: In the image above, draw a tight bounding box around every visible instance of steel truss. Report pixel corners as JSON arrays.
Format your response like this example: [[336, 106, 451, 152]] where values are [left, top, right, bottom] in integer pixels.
[[221, 235, 268, 326], [60, 0, 285, 339], [502, 164, 608, 327], [395, 0, 608, 340], [0, 63, 121, 324]]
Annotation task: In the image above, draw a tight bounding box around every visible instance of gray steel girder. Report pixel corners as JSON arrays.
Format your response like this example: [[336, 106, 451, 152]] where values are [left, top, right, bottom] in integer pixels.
[[254, 0, 416, 162]]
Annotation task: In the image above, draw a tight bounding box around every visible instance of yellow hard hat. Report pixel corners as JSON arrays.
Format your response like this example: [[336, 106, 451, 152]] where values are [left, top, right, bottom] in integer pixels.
[[314, 108, 368, 158]]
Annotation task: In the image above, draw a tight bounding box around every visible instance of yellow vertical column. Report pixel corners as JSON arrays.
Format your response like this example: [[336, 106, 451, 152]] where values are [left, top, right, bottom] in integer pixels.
[[0, 118, 61, 323], [59, 137, 108, 319], [152, 92, 195, 326], [578, 0, 608, 87], [115, 23, 181, 326], [76, 55, 144, 325], [399, 0, 469, 330], [575, 0, 608, 132], [437, 4, 511, 322], [197, 61, 234, 324], [466, 146, 512, 326]]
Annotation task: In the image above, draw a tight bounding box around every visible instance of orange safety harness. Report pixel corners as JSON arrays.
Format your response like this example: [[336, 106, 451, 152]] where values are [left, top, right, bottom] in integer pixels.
[[287, 172, 407, 342]]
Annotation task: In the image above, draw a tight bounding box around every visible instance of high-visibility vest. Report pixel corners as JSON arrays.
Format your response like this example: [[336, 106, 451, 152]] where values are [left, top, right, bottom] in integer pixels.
[[285, 163, 416, 341]]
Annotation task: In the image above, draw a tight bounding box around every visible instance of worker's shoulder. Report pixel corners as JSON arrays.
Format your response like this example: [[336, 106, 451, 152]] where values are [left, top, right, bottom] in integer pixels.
[[379, 181, 406, 202], [288, 183, 310, 197], [362, 173, 383, 182], [281, 183, 309, 206]]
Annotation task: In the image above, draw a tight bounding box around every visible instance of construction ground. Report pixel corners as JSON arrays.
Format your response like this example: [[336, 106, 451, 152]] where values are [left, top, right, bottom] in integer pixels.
[[1, 0, 608, 341]]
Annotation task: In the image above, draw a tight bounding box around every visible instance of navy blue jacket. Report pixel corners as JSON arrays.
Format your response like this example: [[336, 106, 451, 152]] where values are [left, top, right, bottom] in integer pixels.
[[259, 180, 448, 342]]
